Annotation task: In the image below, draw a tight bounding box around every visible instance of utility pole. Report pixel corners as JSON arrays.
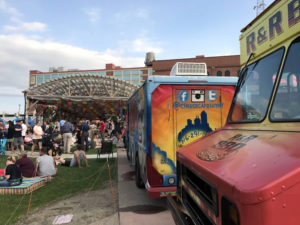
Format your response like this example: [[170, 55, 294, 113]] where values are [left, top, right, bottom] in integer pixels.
[[254, 0, 266, 16]]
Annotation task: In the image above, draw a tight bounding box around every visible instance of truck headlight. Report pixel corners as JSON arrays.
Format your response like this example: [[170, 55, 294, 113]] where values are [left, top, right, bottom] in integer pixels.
[[222, 197, 239, 225], [168, 177, 175, 185]]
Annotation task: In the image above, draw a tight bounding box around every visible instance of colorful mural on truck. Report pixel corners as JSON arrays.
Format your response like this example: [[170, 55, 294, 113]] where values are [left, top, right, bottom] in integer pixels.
[[151, 85, 235, 175], [128, 87, 146, 164]]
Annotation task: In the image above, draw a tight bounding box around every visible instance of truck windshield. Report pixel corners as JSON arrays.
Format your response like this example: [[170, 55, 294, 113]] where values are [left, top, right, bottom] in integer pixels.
[[229, 48, 284, 122], [270, 37, 300, 121]]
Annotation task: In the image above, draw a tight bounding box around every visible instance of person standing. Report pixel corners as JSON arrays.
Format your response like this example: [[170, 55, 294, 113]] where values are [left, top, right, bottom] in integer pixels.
[[80, 120, 90, 152], [109, 121, 115, 138], [14, 120, 24, 152], [31, 120, 44, 153], [60, 119, 74, 153], [55, 120, 60, 132], [115, 117, 122, 135], [6, 121, 15, 153], [21, 120, 27, 141], [0, 120, 6, 140], [41, 121, 49, 133], [99, 120, 106, 140]]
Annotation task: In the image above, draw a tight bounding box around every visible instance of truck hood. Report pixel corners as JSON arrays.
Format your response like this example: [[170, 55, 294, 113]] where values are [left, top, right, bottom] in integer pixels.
[[177, 128, 300, 204]]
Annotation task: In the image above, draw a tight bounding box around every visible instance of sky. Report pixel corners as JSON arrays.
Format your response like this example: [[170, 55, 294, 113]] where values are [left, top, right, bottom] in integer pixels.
[[0, 0, 272, 114]]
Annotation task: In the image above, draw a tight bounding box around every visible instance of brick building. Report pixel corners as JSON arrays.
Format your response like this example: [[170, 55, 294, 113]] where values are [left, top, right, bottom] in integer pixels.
[[28, 54, 240, 88], [151, 55, 240, 77], [29, 64, 152, 88]]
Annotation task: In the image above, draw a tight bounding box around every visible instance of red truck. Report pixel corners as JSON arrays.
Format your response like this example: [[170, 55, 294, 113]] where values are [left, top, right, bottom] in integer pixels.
[[169, 0, 300, 224]]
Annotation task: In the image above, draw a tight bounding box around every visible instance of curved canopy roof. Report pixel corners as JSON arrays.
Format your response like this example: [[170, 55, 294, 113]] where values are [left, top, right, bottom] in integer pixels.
[[24, 74, 138, 101], [24, 75, 139, 119]]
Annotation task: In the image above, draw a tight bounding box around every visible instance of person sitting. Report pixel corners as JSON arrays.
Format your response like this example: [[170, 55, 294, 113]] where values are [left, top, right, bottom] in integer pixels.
[[0, 156, 22, 187], [16, 152, 35, 178], [36, 147, 56, 177], [57, 144, 90, 168]]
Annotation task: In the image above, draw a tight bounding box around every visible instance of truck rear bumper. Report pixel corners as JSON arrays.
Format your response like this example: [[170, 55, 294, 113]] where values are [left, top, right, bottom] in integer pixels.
[[167, 195, 194, 225], [146, 185, 177, 198]]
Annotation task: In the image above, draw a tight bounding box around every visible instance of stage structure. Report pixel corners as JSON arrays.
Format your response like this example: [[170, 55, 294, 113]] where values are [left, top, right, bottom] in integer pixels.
[[24, 74, 138, 122]]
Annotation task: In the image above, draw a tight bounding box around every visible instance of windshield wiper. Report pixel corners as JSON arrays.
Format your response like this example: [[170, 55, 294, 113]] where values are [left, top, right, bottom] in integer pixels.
[[237, 53, 254, 88], [233, 53, 254, 104]]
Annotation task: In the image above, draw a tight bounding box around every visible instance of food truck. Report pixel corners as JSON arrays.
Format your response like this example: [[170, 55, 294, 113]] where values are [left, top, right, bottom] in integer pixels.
[[170, 0, 300, 224], [127, 62, 237, 198]]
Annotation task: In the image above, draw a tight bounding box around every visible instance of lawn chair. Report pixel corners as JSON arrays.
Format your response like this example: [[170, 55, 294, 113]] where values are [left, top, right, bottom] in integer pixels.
[[97, 140, 113, 160], [0, 138, 7, 157]]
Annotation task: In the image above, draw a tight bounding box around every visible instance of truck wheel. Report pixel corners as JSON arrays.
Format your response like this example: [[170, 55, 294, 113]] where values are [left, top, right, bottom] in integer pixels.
[[135, 155, 144, 188]]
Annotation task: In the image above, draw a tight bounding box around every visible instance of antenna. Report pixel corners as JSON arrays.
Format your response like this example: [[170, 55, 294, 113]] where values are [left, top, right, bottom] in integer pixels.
[[253, 0, 266, 16]]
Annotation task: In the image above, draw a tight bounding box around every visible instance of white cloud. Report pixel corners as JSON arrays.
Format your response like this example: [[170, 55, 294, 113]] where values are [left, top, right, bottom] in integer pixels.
[[84, 8, 100, 23], [132, 38, 162, 53], [4, 21, 47, 32], [0, 0, 21, 19], [1, 0, 47, 34], [119, 37, 163, 54], [0, 34, 145, 98]]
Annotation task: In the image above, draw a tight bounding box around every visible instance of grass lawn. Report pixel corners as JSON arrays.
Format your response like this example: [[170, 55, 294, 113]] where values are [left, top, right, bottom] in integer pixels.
[[82, 146, 118, 155], [0, 156, 117, 225]]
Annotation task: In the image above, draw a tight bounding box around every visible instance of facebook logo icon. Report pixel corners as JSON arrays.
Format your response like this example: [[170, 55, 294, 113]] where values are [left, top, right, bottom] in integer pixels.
[[207, 90, 217, 101], [178, 90, 189, 102]]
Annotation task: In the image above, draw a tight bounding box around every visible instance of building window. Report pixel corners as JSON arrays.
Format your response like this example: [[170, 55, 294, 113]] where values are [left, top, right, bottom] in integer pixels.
[[131, 70, 140, 75], [225, 70, 230, 76], [131, 76, 140, 80], [123, 76, 131, 81], [114, 70, 122, 76], [124, 70, 131, 75], [97, 71, 105, 76], [30, 75, 36, 84], [217, 71, 222, 76]]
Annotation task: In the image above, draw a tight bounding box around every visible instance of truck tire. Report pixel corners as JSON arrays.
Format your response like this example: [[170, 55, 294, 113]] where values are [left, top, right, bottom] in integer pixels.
[[135, 155, 144, 188]]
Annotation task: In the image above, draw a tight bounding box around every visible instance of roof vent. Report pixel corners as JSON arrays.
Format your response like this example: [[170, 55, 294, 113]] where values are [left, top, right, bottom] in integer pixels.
[[170, 62, 207, 76]]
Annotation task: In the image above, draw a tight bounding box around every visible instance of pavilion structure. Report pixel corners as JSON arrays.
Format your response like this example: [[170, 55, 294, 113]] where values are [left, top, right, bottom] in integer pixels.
[[24, 74, 138, 122]]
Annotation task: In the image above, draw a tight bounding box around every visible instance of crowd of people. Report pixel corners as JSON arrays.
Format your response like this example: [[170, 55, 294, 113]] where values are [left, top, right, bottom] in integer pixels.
[[0, 116, 127, 187]]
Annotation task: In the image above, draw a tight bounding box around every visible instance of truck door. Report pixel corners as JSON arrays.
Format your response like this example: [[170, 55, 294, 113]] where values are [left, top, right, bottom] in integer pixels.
[[173, 86, 223, 151]]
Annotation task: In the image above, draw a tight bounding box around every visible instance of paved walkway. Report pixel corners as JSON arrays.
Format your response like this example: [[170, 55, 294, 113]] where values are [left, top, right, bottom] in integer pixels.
[[117, 148, 175, 225]]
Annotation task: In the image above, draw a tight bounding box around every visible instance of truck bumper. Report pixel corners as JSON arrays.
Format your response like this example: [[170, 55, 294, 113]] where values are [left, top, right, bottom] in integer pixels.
[[167, 195, 194, 225], [146, 185, 177, 198]]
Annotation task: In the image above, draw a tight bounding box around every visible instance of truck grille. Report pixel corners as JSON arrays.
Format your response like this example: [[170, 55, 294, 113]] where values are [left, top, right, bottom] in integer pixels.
[[182, 188, 215, 225], [182, 164, 218, 215]]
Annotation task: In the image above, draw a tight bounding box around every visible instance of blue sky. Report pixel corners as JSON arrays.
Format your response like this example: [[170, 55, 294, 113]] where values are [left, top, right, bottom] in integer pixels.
[[0, 0, 272, 114]]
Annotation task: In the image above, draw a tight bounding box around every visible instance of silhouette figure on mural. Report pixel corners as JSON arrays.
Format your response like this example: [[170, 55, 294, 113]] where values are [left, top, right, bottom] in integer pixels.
[[178, 111, 212, 142]]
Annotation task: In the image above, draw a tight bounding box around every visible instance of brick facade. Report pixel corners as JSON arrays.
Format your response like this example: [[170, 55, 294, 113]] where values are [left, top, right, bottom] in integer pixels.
[[151, 55, 240, 77]]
